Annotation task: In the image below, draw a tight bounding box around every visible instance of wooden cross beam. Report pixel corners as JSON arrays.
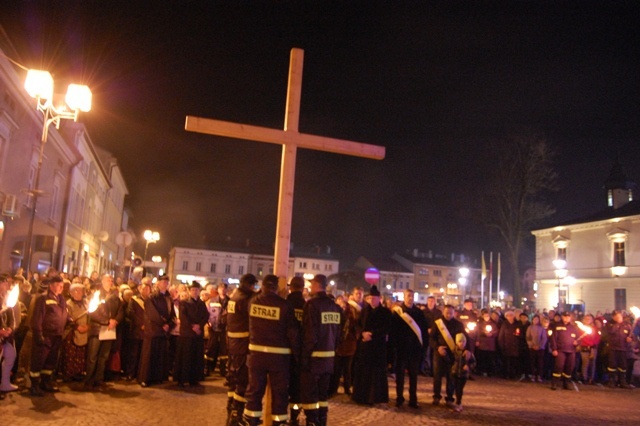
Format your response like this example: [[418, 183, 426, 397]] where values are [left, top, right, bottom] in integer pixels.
[[185, 48, 385, 280]]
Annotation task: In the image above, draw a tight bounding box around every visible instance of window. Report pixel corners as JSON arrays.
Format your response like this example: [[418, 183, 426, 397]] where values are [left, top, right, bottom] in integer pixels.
[[238, 265, 244, 274], [419, 268, 428, 275], [613, 242, 625, 267], [210, 263, 217, 273], [257, 264, 264, 276], [182, 261, 189, 270], [557, 247, 567, 261], [299, 261, 307, 268], [224, 264, 231, 274], [433, 270, 442, 277], [195, 262, 201, 272]]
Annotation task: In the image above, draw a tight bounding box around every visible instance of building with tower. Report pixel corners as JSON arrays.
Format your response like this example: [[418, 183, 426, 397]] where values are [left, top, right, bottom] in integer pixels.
[[532, 161, 640, 313]]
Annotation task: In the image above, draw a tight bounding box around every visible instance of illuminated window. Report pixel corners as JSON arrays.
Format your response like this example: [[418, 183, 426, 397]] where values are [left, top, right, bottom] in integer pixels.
[[608, 190, 613, 207], [613, 242, 626, 267], [557, 247, 566, 261]]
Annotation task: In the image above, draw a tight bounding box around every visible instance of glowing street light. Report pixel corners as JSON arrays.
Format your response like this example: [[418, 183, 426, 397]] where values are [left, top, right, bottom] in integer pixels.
[[22, 70, 92, 272], [143, 230, 160, 264], [458, 266, 469, 299]]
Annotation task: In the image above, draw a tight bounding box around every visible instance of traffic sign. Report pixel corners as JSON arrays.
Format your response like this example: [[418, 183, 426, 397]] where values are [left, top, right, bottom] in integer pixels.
[[364, 267, 380, 284]]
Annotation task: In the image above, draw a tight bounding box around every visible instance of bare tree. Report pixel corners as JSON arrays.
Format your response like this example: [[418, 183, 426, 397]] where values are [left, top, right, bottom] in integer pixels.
[[479, 134, 558, 306]]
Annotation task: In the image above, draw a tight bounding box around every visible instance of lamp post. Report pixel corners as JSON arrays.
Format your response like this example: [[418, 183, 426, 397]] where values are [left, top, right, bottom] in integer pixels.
[[22, 70, 92, 272], [553, 259, 568, 310], [143, 230, 160, 265]]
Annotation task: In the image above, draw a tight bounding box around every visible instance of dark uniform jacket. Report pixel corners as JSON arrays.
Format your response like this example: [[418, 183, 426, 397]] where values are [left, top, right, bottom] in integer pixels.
[[179, 297, 209, 337], [31, 290, 69, 338], [301, 292, 341, 374], [423, 306, 443, 331], [458, 309, 478, 340], [606, 321, 633, 351], [207, 294, 229, 332], [144, 290, 175, 337], [248, 291, 299, 362], [88, 288, 124, 337], [127, 295, 146, 340], [227, 286, 254, 355], [549, 321, 579, 352], [286, 291, 306, 326]]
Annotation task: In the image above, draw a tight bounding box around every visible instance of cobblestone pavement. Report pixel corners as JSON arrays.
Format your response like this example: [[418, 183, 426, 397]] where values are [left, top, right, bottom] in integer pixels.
[[3, 374, 640, 425]]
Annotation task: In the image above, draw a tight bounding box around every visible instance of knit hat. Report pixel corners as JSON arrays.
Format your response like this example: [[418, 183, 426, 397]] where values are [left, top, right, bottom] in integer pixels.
[[455, 333, 467, 346], [368, 285, 381, 297]]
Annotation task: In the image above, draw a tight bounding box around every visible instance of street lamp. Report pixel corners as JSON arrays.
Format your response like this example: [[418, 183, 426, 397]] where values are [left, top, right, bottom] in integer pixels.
[[458, 266, 469, 299], [553, 259, 568, 309], [143, 230, 160, 264], [22, 70, 92, 272]]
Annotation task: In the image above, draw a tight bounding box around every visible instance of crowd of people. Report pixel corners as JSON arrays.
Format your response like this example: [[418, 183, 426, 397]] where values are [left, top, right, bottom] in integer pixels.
[[1, 268, 639, 425]]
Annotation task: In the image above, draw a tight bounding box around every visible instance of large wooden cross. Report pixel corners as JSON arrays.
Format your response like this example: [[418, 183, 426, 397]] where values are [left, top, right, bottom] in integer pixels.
[[185, 48, 385, 280]]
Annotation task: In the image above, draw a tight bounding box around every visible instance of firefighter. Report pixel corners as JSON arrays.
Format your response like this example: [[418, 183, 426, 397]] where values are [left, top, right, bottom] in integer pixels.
[[241, 275, 299, 426], [299, 274, 342, 426], [549, 311, 579, 390]]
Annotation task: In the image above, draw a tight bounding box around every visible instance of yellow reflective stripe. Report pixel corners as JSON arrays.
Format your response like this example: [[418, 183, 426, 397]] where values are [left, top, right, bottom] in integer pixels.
[[272, 414, 289, 421], [290, 403, 300, 410], [249, 344, 292, 354], [561, 373, 571, 378], [29, 372, 41, 378], [318, 401, 329, 408], [311, 351, 335, 357], [233, 393, 247, 403], [243, 408, 262, 418], [228, 331, 249, 338], [41, 370, 54, 375], [227, 392, 235, 398], [301, 403, 319, 410]]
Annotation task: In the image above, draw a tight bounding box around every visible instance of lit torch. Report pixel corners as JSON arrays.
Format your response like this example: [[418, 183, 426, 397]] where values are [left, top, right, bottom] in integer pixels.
[[466, 321, 477, 333], [1, 285, 20, 314], [87, 291, 103, 313], [575, 321, 592, 340], [485, 324, 493, 333], [630, 306, 640, 319]]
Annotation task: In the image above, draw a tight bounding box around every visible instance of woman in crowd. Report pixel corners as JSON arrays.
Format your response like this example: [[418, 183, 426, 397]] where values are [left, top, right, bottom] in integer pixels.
[[526, 314, 547, 382], [60, 283, 89, 381]]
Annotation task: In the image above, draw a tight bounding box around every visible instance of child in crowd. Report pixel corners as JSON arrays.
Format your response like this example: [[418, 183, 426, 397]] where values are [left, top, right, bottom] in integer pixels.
[[450, 333, 476, 412]]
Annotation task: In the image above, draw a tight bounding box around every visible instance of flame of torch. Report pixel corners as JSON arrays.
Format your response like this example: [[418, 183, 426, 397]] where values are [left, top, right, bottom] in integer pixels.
[[485, 324, 493, 333], [575, 321, 592, 335], [467, 322, 477, 332], [5, 285, 19, 308], [88, 291, 103, 313], [631, 306, 640, 319]]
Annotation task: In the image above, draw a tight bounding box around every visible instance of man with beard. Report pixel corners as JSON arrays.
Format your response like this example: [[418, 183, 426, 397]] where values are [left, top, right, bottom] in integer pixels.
[[430, 304, 466, 409], [138, 275, 175, 387]]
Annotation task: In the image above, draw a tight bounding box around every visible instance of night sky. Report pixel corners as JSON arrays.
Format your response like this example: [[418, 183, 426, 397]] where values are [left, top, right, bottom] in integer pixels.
[[1, 1, 639, 274]]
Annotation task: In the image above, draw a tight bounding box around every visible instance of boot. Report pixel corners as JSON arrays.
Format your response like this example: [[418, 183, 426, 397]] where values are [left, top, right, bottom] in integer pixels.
[[240, 414, 261, 426], [29, 376, 45, 397], [0, 363, 18, 392], [227, 400, 245, 426], [305, 409, 319, 426], [225, 396, 234, 425], [219, 358, 228, 378], [562, 378, 570, 390], [550, 378, 557, 391], [318, 407, 328, 426], [41, 374, 60, 392], [607, 373, 617, 388], [289, 406, 301, 426], [619, 372, 633, 389]]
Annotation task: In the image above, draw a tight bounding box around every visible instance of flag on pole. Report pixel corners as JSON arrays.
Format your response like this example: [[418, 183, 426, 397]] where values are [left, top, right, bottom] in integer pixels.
[[481, 251, 487, 279]]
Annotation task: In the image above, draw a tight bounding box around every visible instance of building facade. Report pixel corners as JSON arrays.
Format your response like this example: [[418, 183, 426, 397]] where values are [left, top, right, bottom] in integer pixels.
[[532, 163, 640, 313], [0, 47, 129, 276], [168, 245, 339, 287]]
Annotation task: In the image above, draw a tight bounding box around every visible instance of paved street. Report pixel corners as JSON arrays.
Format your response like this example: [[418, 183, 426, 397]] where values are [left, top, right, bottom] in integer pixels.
[[3, 374, 639, 426]]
